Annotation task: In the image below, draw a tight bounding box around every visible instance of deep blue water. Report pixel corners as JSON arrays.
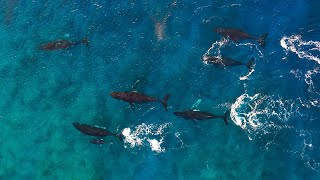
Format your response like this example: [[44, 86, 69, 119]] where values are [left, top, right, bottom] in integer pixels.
[[1, 0, 320, 179]]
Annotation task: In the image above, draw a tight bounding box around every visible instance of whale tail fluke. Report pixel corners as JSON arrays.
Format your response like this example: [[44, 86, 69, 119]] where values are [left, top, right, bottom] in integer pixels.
[[222, 110, 229, 125], [257, 33, 268, 47], [246, 58, 255, 70], [161, 94, 170, 111]]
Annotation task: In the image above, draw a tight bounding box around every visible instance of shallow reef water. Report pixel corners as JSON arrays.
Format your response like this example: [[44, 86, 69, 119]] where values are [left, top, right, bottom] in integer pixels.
[[0, 0, 320, 179]]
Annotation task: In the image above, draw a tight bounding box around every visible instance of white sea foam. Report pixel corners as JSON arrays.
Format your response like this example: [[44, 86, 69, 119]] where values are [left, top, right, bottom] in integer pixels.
[[194, 3, 241, 14], [293, 129, 320, 171], [283, 35, 320, 96], [239, 68, 255, 80], [304, 67, 320, 95], [203, 38, 263, 58], [280, 35, 320, 63], [203, 38, 229, 58], [231, 94, 320, 171], [221, 4, 242, 8], [121, 123, 171, 153], [147, 138, 165, 153], [230, 93, 298, 140]]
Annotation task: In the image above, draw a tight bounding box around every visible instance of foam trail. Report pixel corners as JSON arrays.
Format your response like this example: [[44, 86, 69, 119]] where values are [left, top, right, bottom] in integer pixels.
[[240, 68, 255, 81], [280, 35, 320, 63], [203, 38, 229, 58], [221, 4, 242, 8], [304, 67, 320, 95], [234, 42, 264, 58], [193, 5, 212, 13], [203, 37, 264, 59], [230, 93, 298, 140], [293, 129, 320, 171]]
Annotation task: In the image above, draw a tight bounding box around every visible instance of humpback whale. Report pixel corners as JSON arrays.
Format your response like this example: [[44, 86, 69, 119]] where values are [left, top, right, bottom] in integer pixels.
[[110, 91, 170, 111], [215, 28, 268, 47], [203, 56, 255, 70], [40, 37, 89, 50], [174, 109, 229, 125]]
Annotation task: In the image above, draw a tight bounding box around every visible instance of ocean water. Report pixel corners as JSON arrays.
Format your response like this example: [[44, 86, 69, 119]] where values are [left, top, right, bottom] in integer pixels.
[[1, 0, 320, 179]]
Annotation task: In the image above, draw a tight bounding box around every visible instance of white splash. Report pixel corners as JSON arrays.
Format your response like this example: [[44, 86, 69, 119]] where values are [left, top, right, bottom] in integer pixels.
[[122, 128, 143, 147], [230, 94, 263, 131], [280, 35, 320, 63], [147, 138, 165, 153], [121, 123, 170, 153], [234, 42, 263, 58]]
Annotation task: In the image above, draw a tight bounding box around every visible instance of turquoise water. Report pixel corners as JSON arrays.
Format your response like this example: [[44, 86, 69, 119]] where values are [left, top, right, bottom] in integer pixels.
[[1, 0, 320, 179]]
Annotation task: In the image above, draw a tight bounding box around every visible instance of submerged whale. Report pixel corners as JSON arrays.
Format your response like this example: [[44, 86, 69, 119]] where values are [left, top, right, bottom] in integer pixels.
[[110, 91, 170, 111], [174, 109, 229, 125], [40, 37, 89, 50], [203, 56, 255, 70], [215, 28, 268, 47]]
